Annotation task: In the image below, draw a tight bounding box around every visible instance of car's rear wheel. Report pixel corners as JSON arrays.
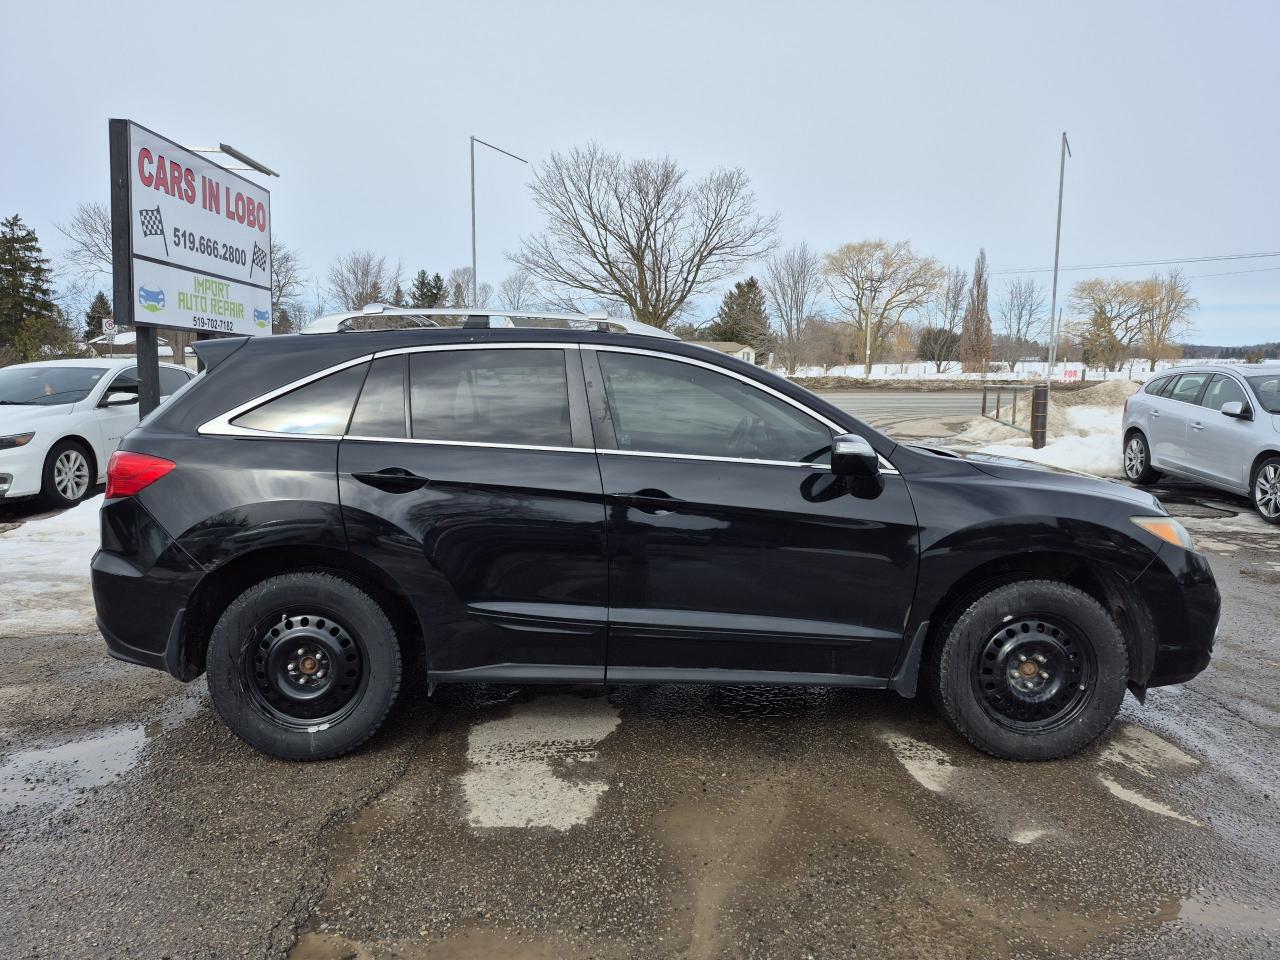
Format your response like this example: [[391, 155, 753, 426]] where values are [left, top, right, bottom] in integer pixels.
[[1123, 431, 1160, 485], [1251, 456, 1280, 525], [929, 579, 1128, 760], [207, 572, 402, 760], [41, 439, 94, 508]]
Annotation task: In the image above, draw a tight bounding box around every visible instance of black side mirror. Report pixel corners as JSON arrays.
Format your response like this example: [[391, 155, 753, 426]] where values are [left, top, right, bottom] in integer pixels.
[[1220, 400, 1252, 420], [831, 433, 880, 478]]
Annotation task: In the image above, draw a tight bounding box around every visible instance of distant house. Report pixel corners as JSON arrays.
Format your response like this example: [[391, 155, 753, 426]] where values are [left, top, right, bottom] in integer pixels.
[[85, 331, 191, 364], [688, 341, 756, 364]]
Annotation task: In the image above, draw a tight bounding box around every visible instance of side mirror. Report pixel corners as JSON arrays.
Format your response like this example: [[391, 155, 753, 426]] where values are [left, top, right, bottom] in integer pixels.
[[1220, 400, 1251, 420], [831, 433, 880, 478], [101, 391, 138, 407]]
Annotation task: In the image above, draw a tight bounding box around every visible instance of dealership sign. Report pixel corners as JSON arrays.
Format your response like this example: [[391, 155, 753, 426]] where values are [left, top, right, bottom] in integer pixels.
[[110, 120, 272, 336]]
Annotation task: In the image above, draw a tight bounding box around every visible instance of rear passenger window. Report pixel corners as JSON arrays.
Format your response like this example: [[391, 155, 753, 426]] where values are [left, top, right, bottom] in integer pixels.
[[231, 363, 368, 435], [349, 356, 407, 438], [409, 349, 572, 447], [159, 367, 192, 397], [1168, 373, 1209, 404]]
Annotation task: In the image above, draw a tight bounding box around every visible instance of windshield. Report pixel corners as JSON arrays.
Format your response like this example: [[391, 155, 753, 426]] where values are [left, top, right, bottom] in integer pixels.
[[0, 366, 108, 406], [1246, 374, 1280, 414]]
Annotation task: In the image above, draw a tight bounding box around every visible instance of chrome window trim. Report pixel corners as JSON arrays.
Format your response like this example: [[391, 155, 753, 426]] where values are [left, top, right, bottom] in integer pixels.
[[586, 343, 899, 474], [344, 435, 588, 455], [198, 342, 899, 475]]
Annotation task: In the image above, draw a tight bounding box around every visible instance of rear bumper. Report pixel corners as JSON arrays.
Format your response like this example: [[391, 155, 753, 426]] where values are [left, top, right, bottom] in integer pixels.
[[1135, 545, 1220, 688], [91, 496, 205, 681]]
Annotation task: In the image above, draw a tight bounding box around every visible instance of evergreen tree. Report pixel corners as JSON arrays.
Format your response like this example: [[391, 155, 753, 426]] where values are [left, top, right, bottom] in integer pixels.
[[0, 214, 72, 362], [703, 277, 771, 357], [391, 283, 407, 307], [408, 270, 446, 308], [84, 290, 111, 339]]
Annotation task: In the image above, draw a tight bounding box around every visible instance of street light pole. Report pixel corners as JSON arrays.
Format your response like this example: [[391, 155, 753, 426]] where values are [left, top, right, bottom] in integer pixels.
[[1045, 131, 1071, 396], [469, 136, 529, 306]]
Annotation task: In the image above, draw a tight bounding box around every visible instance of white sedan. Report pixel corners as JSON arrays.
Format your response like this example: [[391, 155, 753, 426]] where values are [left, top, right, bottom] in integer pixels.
[[0, 358, 194, 507]]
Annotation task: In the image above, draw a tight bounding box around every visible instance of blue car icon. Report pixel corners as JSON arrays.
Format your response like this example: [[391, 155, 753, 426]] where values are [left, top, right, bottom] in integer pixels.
[[137, 286, 165, 312], [253, 307, 270, 328]]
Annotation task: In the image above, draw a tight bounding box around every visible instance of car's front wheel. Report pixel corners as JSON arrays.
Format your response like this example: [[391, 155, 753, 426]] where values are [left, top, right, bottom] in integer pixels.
[[1123, 431, 1160, 485], [1252, 456, 1280, 525], [929, 579, 1128, 760], [40, 439, 95, 508], [207, 572, 402, 760]]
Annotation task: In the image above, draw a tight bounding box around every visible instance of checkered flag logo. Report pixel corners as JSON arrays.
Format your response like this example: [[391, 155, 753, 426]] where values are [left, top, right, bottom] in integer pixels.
[[250, 242, 268, 279], [138, 206, 169, 256]]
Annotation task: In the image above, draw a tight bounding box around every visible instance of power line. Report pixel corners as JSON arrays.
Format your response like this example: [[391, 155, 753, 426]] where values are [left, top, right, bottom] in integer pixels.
[[993, 250, 1280, 276], [1189, 265, 1280, 279]]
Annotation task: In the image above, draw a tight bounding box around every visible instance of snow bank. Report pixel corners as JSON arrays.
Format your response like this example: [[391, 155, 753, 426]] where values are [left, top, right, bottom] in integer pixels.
[[958, 380, 1140, 478], [0, 495, 102, 636]]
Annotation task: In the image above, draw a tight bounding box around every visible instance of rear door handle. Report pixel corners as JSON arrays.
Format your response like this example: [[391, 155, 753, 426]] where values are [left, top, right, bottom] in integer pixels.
[[1150, 410, 1160, 418], [353, 467, 430, 493], [1190, 422, 1204, 430], [611, 488, 681, 515]]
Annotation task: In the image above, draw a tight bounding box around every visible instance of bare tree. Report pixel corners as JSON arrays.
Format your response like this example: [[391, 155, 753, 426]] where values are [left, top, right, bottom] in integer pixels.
[[512, 143, 777, 329], [1069, 277, 1145, 371], [270, 237, 307, 334], [327, 251, 401, 311], [497, 269, 539, 310], [822, 239, 944, 378], [995, 277, 1046, 372], [761, 243, 825, 375], [1137, 270, 1197, 371], [918, 266, 967, 373], [56, 201, 113, 279]]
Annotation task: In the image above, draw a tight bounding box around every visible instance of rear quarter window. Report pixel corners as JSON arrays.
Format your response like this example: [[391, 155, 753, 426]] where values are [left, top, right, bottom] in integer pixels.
[[231, 363, 369, 435]]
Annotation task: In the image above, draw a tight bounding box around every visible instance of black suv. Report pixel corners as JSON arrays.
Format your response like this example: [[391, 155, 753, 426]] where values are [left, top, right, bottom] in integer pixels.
[[92, 312, 1219, 761]]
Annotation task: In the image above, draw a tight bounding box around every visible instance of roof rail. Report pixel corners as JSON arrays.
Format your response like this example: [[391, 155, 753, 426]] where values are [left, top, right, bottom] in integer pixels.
[[300, 306, 678, 339]]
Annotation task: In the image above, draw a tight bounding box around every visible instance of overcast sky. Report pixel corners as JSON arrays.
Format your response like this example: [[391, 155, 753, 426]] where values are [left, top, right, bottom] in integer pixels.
[[3, 0, 1277, 344]]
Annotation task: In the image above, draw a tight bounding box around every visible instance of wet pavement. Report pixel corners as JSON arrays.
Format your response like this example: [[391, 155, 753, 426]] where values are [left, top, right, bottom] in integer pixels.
[[1, 483, 1278, 958]]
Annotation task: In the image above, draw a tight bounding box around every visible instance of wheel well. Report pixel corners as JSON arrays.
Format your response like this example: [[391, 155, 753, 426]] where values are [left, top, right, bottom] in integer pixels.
[[1249, 449, 1280, 483], [1123, 426, 1145, 443], [178, 545, 425, 680], [922, 552, 1154, 686]]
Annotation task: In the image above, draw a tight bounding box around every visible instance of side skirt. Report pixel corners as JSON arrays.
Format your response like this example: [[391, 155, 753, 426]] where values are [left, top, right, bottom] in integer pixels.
[[604, 666, 887, 688]]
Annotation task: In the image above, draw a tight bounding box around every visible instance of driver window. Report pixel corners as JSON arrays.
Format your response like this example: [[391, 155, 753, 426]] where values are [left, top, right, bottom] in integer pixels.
[[597, 351, 832, 463], [1199, 374, 1248, 411]]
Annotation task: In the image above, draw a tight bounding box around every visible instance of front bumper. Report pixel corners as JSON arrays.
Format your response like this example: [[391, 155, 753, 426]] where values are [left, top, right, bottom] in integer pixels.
[[92, 496, 205, 680], [0, 444, 45, 498], [1134, 545, 1220, 687]]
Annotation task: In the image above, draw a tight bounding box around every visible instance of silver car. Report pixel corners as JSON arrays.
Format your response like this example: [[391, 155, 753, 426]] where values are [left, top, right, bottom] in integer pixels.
[[1122, 363, 1280, 523]]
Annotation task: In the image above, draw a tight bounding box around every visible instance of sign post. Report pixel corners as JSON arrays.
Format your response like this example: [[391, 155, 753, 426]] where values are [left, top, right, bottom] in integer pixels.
[[109, 119, 273, 415]]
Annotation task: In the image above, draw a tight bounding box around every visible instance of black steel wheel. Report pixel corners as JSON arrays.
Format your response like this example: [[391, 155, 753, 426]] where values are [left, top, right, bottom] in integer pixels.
[[208, 572, 402, 760], [929, 579, 1128, 761], [244, 610, 367, 729], [972, 615, 1096, 732]]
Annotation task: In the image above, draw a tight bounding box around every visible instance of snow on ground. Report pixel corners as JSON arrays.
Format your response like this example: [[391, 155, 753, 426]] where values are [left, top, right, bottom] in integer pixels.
[[0, 495, 102, 637], [956, 380, 1138, 478]]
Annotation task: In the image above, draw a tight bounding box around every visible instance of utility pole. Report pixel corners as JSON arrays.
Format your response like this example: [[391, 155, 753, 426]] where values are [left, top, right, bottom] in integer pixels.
[[469, 136, 528, 306], [1045, 132, 1071, 397]]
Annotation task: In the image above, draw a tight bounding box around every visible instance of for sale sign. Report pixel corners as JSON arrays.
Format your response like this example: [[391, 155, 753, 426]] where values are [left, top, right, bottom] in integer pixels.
[[111, 120, 272, 336]]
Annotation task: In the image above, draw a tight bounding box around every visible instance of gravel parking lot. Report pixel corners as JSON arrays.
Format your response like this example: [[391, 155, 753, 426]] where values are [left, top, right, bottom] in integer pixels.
[[1, 402, 1277, 959]]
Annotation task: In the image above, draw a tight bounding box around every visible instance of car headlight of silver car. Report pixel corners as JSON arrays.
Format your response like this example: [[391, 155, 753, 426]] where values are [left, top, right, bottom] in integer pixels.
[[1131, 515, 1195, 551], [0, 432, 35, 451]]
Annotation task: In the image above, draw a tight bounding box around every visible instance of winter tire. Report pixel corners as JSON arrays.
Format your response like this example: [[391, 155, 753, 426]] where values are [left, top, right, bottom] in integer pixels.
[[930, 579, 1128, 761], [1122, 431, 1160, 485], [1252, 456, 1280, 525], [207, 572, 402, 760]]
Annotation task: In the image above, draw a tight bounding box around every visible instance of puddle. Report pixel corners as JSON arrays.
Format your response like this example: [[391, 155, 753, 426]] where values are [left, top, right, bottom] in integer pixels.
[[1178, 897, 1280, 933], [461, 694, 620, 830], [0, 691, 205, 815]]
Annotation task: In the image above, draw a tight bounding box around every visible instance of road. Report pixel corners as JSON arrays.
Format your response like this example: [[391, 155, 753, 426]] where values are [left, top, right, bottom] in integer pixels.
[[1, 398, 1278, 959]]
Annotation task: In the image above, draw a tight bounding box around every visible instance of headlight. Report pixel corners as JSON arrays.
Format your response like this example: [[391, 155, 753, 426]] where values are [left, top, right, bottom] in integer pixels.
[[0, 432, 35, 450], [1131, 515, 1195, 551]]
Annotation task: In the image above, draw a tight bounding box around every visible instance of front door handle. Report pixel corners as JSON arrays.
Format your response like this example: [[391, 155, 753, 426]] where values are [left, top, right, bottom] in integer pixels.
[[1190, 421, 1204, 430], [353, 467, 430, 493], [611, 488, 681, 515], [1150, 409, 1161, 418]]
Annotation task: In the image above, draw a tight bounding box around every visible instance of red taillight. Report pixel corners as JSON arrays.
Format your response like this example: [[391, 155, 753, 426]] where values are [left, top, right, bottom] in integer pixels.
[[105, 451, 175, 499]]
